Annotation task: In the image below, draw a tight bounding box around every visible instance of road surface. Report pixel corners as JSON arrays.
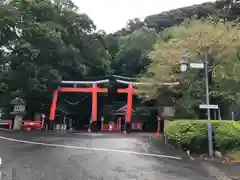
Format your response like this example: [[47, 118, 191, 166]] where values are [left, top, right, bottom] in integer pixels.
[[0, 130, 222, 180]]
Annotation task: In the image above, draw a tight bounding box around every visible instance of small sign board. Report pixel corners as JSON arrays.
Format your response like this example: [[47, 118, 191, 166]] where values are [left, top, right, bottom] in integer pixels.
[[199, 104, 219, 109], [190, 63, 204, 69]]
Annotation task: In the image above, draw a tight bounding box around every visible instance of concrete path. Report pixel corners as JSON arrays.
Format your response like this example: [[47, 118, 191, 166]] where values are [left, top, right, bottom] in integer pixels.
[[0, 130, 230, 180]]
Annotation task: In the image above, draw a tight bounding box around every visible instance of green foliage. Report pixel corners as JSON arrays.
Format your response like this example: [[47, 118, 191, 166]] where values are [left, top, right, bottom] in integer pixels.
[[139, 20, 240, 117], [104, 35, 119, 60], [111, 27, 158, 77], [165, 120, 240, 152], [0, 0, 110, 116], [144, 2, 216, 31], [144, 1, 240, 32], [114, 18, 145, 36]]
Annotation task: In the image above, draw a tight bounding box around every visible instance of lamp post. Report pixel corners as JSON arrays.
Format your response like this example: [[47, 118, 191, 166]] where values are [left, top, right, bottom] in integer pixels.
[[180, 54, 213, 157], [179, 59, 188, 72]]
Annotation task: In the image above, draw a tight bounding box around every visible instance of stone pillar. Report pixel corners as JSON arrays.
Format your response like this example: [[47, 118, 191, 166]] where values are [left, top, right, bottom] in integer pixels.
[[10, 97, 26, 130], [13, 115, 23, 130]]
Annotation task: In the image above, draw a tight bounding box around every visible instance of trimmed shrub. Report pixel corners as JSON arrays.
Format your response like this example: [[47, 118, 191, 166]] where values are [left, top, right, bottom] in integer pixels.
[[165, 120, 240, 153]]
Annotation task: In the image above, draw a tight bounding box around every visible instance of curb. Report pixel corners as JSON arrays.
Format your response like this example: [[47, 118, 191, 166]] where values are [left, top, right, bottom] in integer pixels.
[[203, 162, 233, 180], [185, 151, 239, 180], [230, 177, 240, 180], [186, 150, 195, 160]]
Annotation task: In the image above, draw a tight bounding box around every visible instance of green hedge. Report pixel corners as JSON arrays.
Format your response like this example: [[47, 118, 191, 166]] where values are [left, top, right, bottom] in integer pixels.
[[165, 120, 240, 153]]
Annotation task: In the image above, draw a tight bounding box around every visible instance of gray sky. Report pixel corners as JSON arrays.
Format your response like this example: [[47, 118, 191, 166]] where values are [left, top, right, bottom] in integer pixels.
[[73, 0, 214, 33]]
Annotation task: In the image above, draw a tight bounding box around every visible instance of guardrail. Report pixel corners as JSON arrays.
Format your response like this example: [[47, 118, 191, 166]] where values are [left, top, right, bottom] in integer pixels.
[[0, 120, 9, 125], [0, 120, 44, 130]]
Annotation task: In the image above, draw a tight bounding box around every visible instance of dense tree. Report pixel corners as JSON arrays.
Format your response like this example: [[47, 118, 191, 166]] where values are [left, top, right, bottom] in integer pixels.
[[114, 18, 145, 36], [139, 20, 240, 116], [0, 0, 110, 117], [216, 0, 240, 20], [111, 27, 158, 77], [144, 0, 240, 32], [103, 34, 119, 62], [144, 2, 216, 31]]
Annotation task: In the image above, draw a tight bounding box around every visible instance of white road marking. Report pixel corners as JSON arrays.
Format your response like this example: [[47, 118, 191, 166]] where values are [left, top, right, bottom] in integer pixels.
[[0, 157, 2, 165], [0, 135, 182, 160], [76, 133, 108, 137]]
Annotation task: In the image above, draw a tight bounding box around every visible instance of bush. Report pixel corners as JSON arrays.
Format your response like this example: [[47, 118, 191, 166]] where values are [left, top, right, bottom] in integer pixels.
[[165, 120, 240, 153]]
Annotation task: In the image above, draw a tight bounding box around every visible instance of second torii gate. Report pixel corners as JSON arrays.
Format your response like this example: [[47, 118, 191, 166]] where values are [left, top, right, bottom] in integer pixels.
[[48, 78, 136, 131]]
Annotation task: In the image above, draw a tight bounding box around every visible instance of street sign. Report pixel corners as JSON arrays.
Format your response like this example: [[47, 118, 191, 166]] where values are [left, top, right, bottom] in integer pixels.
[[190, 63, 204, 69], [199, 104, 219, 109]]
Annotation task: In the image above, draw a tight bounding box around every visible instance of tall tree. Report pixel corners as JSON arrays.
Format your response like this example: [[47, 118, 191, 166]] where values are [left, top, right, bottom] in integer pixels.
[[0, 0, 110, 116], [139, 20, 240, 116], [114, 18, 145, 36], [111, 27, 158, 77]]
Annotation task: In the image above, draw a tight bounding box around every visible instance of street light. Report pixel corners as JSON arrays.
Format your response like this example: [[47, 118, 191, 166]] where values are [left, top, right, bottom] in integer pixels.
[[179, 53, 213, 157]]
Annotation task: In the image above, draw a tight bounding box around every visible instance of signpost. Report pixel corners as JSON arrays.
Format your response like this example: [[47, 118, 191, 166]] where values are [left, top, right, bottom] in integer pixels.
[[180, 53, 216, 158], [190, 62, 204, 69], [199, 104, 219, 110], [199, 104, 221, 120], [199, 103, 219, 158]]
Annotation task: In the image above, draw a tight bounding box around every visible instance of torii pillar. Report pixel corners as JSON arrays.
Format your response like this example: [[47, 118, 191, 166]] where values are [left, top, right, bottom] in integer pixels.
[[126, 84, 134, 133], [118, 84, 134, 134], [49, 89, 59, 130], [89, 83, 99, 132]]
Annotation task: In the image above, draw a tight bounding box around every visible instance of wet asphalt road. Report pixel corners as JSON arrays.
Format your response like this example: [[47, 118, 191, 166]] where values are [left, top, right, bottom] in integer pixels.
[[0, 130, 221, 180]]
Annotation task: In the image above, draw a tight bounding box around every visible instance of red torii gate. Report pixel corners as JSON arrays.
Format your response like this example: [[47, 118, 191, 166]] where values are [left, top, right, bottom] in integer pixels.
[[49, 78, 136, 131], [48, 77, 179, 132]]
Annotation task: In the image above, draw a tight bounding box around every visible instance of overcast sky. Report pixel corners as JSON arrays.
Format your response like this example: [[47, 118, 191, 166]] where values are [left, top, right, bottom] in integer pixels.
[[73, 0, 214, 33]]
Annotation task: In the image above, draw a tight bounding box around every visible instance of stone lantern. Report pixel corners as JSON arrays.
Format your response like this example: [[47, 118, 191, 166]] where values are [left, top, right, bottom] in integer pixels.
[[10, 97, 26, 130]]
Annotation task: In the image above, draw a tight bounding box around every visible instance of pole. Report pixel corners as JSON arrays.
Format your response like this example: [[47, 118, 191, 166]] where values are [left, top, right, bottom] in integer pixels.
[[49, 89, 58, 130], [92, 84, 98, 121], [231, 111, 235, 120], [214, 110, 217, 120], [41, 115, 45, 130], [205, 52, 213, 157], [156, 116, 161, 137], [101, 117, 104, 132], [124, 84, 133, 134], [63, 116, 66, 131], [218, 108, 222, 120]]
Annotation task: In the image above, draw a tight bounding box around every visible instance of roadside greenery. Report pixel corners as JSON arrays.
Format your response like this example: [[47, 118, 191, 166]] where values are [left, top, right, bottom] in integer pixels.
[[165, 120, 240, 153]]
